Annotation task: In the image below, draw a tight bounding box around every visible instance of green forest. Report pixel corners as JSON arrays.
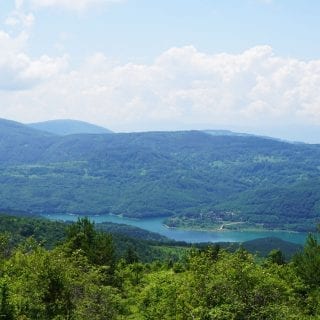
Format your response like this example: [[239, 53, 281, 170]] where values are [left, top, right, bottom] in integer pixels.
[[0, 215, 319, 319], [1, 119, 320, 232]]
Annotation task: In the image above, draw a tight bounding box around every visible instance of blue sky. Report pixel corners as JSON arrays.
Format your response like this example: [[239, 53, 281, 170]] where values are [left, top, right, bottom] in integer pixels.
[[20, 1, 320, 62], [1, 0, 320, 142]]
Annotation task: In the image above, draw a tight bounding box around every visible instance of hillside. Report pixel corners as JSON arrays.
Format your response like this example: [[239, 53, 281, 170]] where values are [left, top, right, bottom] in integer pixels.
[[0, 118, 57, 164], [28, 119, 113, 135], [0, 213, 178, 262], [0, 119, 320, 231]]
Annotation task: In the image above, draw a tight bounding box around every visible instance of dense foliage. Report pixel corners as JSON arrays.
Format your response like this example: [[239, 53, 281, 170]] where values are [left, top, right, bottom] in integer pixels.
[[0, 214, 187, 263], [1, 118, 320, 231], [0, 217, 319, 319]]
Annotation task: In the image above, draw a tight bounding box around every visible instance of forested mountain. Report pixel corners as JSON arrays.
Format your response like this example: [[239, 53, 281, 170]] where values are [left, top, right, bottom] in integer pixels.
[[28, 119, 113, 136], [1, 118, 320, 231], [0, 118, 56, 164]]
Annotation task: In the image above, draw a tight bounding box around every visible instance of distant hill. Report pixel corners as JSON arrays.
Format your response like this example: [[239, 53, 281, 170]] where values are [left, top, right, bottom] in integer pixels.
[[203, 129, 293, 143], [215, 237, 303, 260], [0, 118, 320, 231], [28, 119, 113, 135], [0, 118, 53, 138], [241, 237, 303, 259], [0, 118, 56, 164], [203, 129, 253, 137], [97, 222, 169, 242]]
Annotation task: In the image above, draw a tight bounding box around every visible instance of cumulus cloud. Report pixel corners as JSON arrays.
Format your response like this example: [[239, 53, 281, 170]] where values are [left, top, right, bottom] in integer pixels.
[[1, 45, 320, 135], [0, 30, 68, 90]]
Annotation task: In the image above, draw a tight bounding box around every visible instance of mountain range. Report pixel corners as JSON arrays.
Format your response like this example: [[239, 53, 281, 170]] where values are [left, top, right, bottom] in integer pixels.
[[0, 118, 319, 232]]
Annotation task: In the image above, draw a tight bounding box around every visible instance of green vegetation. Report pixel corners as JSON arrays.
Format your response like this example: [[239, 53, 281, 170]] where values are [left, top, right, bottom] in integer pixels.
[[0, 213, 67, 249], [97, 221, 168, 241], [1, 118, 320, 231], [0, 214, 184, 263], [0, 213, 303, 262], [0, 216, 319, 319], [1, 119, 318, 318]]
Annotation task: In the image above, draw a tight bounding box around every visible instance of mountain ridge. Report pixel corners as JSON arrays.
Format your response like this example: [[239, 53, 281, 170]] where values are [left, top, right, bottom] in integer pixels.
[[0, 118, 319, 231], [28, 119, 113, 136]]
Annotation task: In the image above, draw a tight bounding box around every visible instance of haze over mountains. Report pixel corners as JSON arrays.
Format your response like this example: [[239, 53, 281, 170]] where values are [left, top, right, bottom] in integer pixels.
[[28, 119, 113, 136], [0, 118, 319, 232]]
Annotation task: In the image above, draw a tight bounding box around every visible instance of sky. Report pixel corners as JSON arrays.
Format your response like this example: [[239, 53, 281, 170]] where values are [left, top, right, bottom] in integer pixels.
[[1, 0, 320, 142]]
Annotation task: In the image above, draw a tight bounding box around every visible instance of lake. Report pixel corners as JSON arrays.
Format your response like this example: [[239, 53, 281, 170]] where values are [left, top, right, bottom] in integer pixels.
[[42, 213, 308, 245]]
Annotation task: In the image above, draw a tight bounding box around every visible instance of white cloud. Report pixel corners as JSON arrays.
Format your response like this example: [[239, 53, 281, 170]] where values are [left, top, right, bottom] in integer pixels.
[[0, 30, 68, 90], [5, 11, 34, 28], [1, 45, 320, 135], [4, 0, 35, 30], [15, 0, 25, 10]]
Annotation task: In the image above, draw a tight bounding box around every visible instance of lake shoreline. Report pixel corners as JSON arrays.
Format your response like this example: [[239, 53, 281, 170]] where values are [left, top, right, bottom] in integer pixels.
[[42, 213, 308, 245], [50, 212, 306, 234], [162, 223, 302, 234]]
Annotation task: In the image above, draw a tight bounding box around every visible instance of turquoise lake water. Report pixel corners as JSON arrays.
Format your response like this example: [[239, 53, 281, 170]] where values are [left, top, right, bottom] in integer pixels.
[[42, 213, 308, 245]]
